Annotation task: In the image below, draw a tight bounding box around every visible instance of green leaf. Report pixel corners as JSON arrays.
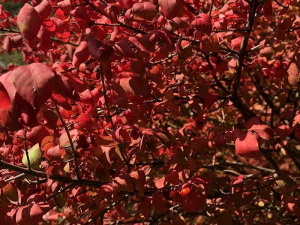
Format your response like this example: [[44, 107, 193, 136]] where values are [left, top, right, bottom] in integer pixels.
[[22, 143, 42, 170]]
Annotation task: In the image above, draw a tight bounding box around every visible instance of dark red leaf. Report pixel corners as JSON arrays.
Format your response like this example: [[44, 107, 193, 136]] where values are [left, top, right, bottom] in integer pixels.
[[153, 193, 168, 213]]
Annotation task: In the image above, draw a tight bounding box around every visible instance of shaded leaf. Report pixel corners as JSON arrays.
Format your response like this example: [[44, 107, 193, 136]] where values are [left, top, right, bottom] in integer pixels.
[[153, 193, 168, 213]]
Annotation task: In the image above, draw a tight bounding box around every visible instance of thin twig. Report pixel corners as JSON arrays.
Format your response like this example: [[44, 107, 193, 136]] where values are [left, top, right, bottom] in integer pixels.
[[233, 0, 259, 99], [87, 193, 132, 224], [24, 129, 31, 171], [99, 65, 131, 173], [45, 183, 75, 201], [0, 160, 104, 186], [53, 101, 81, 180]]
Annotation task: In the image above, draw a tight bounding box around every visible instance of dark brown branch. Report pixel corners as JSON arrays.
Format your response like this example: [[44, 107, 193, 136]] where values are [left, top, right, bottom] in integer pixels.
[[273, 0, 288, 8], [50, 37, 79, 47], [0, 160, 104, 186], [149, 205, 180, 225], [215, 160, 275, 173], [93, 23, 121, 27], [244, 66, 279, 115], [45, 183, 75, 201], [23, 129, 31, 171], [233, 0, 259, 99], [85, 1, 147, 35], [260, 149, 279, 171]]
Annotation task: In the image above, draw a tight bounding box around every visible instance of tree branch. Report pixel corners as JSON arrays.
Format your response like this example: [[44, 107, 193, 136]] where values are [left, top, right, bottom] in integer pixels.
[[23, 129, 31, 171], [233, 0, 259, 99], [0, 160, 104, 186]]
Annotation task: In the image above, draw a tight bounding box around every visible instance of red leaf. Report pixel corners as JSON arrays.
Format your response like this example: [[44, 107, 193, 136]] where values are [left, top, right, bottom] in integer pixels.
[[191, 13, 212, 34], [120, 75, 150, 97], [245, 117, 260, 129], [165, 170, 180, 185], [153, 193, 169, 213], [72, 35, 91, 68], [190, 137, 208, 155], [91, 25, 107, 41], [74, 113, 94, 130], [140, 198, 152, 219], [180, 188, 202, 212], [15, 94, 37, 126], [88, 36, 114, 61], [37, 25, 53, 52], [158, 0, 185, 19], [155, 177, 166, 189], [114, 39, 136, 58], [57, 0, 72, 13], [130, 59, 145, 75], [282, 193, 300, 216], [17, 3, 42, 47], [34, 0, 52, 20], [249, 124, 275, 146], [27, 125, 50, 145], [231, 37, 254, 51], [12, 63, 56, 109], [113, 174, 135, 192], [46, 145, 62, 161], [0, 82, 12, 109], [54, 74, 76, 100], [132, 2, 157, 21], [0, 72, 20, 130], [235, 131, 262, 158], [30, 203, 44, 223], [200, 35, 220, 53], [2, 36, 13, 54]]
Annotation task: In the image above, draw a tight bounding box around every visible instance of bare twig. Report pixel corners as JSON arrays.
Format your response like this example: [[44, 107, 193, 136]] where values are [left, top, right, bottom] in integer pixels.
[[0, 160, 104, 186], [233, 0, 259, 99], [24, 129, 31, 171], [45, 183, 75, 201], [53, 101, 81, 180], [99, 65, 131, 173], [87, 193, 132, 224]]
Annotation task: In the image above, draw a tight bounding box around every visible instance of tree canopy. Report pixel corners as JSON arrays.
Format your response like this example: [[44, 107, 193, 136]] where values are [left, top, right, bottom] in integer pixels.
[[0, 0, 300, 224]]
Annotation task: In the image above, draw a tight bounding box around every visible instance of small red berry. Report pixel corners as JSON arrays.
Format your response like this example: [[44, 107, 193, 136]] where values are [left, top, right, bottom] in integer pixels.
[[274, 61, 281, 69], [180, 187, 191, 196]]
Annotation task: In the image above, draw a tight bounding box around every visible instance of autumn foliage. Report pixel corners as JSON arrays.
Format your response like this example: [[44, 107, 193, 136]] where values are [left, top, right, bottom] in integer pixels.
[[1, 0, 300, 224]]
